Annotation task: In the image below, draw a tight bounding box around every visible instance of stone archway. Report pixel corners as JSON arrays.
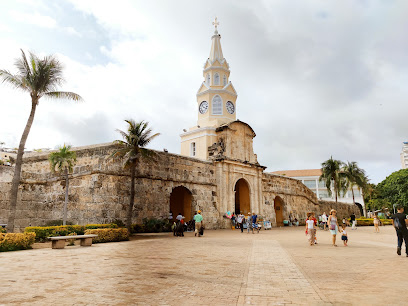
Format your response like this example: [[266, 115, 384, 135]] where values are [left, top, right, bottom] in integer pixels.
[[274, 196, 284, 226], [170, 186, 193, 221], [234, 178, 250, 215], [355, 202, 363, 216]]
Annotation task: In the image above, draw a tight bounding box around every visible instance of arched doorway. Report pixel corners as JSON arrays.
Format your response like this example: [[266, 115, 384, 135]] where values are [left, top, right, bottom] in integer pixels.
[[274, 196, 284, 226], [170, 186, 193, 221], [234, 179, 250, 215], [355, 202, 363, 216]]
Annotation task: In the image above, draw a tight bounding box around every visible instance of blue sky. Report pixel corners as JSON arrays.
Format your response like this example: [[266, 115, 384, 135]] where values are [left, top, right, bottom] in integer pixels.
[[1, 0, 408, 184]]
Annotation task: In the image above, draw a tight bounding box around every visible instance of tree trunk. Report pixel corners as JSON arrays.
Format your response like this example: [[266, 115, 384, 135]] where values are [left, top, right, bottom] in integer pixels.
[[7, 97, 38, 232], [126, 163, 136, 232], [63, 167, 69, 226], [351, 188, 355, 204]]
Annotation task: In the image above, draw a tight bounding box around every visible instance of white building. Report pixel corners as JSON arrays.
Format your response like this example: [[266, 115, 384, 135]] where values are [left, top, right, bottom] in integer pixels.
[[401, 142, 408, 169], [270, 169, 365, 215]]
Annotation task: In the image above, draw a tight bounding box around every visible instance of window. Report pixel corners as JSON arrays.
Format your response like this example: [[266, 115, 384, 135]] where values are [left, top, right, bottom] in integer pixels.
[[206, 74, 210, 84], [223, 75, 227, 86], [214, 73, 220, 85], [212, 95, 222, 115], [318, 180, 326, 188], [304, 180, 316, 189], [319, 191, 329, 199], [190, 142, 196, 157]]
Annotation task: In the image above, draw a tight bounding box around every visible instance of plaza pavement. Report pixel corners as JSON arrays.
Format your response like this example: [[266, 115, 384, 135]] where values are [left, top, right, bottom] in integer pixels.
[[0, 225, 407, 305]]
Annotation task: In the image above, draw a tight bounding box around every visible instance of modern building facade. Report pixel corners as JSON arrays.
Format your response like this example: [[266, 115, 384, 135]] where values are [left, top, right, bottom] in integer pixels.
[[401, 142, 408, 169]]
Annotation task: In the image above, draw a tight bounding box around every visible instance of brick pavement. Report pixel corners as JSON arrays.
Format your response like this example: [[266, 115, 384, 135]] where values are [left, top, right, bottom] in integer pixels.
[[0, 226, 407, 305]]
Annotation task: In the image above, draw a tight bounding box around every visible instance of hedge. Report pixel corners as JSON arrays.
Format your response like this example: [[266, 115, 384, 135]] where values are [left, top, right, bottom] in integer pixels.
[[24, 224, 120, 242], [85, 223, 118, 229], [354, 218, 393, 226], [84, 228, 129, 243], [0, 227, 6, 233], [0, 232, 36, 252]]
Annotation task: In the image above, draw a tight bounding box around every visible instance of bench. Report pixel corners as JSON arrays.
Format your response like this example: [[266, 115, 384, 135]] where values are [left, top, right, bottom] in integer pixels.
[[48, 234, 98, 249]]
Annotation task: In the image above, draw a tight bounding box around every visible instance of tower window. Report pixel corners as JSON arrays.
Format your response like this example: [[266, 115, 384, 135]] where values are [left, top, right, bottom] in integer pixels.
[[190, 142, 196, 157], [212, 95, 222, 115], [206, 74, 210, 84], [214, 73, 220, 85], [223, 75, 227, 86]]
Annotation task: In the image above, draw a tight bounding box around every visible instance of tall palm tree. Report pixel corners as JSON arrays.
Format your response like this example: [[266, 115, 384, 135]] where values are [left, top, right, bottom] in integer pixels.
[[0, 50, 82, 232], [112, 120, 160, 231], [319, 156, 345, 203], [342, 161, 366, 204], [48, 144, 77, 226]]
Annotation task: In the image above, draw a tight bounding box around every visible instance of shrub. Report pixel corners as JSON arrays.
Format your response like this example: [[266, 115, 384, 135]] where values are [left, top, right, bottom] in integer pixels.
[[354, 218, 393, 226], [131, 224, 145, 233], [24, 225, 85, 242], [112, 219, 125, 227], [85, 223, 118, 229], [0, 232, 36, 252], [84, 228, 129, 243], [0, 227, 6, 233]]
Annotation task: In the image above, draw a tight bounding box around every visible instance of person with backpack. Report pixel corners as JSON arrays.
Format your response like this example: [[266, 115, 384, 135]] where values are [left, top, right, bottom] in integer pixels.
[[392, 206, 408, 257]]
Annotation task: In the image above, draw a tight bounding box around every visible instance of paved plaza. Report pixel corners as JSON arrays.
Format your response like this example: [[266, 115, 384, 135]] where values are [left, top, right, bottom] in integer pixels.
[[1, 226, 407, 305]]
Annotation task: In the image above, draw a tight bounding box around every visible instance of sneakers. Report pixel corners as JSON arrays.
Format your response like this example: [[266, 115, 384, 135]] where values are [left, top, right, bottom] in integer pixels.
[[397, 247, 401, 256]]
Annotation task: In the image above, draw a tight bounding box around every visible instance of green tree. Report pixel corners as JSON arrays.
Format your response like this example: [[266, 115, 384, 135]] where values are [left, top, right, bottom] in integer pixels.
[[112, 120, 160, 231], [319, 156, 345, 203], [48, 144, 77, 226], [0, 50, 82, 232], [342, 161, 366, 204], [376, 169, 408, 210]]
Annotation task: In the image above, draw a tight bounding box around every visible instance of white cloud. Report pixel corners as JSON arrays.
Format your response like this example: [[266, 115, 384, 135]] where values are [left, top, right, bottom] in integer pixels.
[[9, 10, 57, 28], [63, 26, 82, 37]]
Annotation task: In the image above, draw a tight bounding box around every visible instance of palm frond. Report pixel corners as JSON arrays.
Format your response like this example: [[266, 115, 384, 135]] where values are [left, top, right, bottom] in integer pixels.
[[43, 91, 82, 101], [0, 69, 27, 91]]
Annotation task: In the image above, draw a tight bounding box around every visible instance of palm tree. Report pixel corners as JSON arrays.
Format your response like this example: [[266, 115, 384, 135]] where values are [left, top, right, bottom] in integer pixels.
[[342, 161, 366, 204], [48, 144, 77, 226], [319, 156, 345, 203], [112, 120, 160, 231], [0, 50, 82, 232]]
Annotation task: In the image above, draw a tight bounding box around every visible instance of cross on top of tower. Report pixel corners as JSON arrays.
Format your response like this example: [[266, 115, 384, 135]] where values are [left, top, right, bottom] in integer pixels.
[[212, 17, 219, 33]]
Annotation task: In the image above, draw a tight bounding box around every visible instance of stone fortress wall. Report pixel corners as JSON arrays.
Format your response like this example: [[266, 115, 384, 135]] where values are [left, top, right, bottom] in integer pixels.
[[0, 143, 360, 232]]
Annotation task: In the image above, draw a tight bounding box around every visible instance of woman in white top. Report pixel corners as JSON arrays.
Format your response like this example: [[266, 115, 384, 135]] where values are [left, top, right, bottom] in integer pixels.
[[305, 213, 315, 246], [327, 209, 338, 247], [373, 214, 380, 233]]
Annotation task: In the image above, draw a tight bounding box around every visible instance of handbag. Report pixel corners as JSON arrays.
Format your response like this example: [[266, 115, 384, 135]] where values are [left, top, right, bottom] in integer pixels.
[[329, 224, 336, 230]]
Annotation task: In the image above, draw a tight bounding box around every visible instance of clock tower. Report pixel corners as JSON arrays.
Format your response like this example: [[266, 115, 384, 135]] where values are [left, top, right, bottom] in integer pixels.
[[180, 18, 238, 160]]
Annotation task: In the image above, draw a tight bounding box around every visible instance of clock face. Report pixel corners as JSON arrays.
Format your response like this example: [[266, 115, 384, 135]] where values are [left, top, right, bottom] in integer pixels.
[[199, 101, 209, 114], [226, 101, 235, 114]]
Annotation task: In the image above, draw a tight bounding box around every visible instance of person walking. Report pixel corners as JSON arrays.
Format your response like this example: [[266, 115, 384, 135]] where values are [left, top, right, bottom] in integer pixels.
[[340, 224, 348, 246], [194, 210, 203, 237], [251, 212, 258, 234], [311, 212, 318, 244], [237, 213, 244, 233], [392, 206, 408, 257], [373, 214, 380, 233], [328, 209, 338, 247], [350, 213, 357, 230], [322, 212, 328, 231], [305, 214, 316, 246], [246, 212, 252, 233]]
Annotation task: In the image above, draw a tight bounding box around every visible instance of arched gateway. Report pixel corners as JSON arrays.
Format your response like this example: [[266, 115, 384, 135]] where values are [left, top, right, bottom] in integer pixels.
[[170, 186, 193, 221], [234, 179, 250, 215], [274, 196, 284, 226]]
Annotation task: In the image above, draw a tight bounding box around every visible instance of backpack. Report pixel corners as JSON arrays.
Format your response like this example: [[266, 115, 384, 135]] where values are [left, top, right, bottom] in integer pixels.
[[394, 217, 402, 230]]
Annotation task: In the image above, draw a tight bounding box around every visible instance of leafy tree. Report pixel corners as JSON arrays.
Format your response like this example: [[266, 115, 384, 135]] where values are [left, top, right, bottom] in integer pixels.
[[112, 120, 160, 231], [0, 50, 82, 232], [376, 169, 408, 210], [319, 156, 345, 203], [342, 161, 366, 204], [48, 144, 77, 226]]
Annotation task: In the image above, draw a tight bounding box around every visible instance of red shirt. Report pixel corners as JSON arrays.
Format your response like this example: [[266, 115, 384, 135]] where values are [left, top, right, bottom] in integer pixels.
[[311, 217, 317, 226]]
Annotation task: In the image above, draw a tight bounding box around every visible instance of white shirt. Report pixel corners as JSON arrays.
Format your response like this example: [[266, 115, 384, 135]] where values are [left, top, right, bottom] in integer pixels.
[[306, 220, 315, 229], [321, 214, 328, 222]]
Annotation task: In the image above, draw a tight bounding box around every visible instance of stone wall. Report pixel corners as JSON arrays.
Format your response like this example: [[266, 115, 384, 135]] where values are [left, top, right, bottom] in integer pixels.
[[0, 143, 360, 232], [261, 173, 361, 226]]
